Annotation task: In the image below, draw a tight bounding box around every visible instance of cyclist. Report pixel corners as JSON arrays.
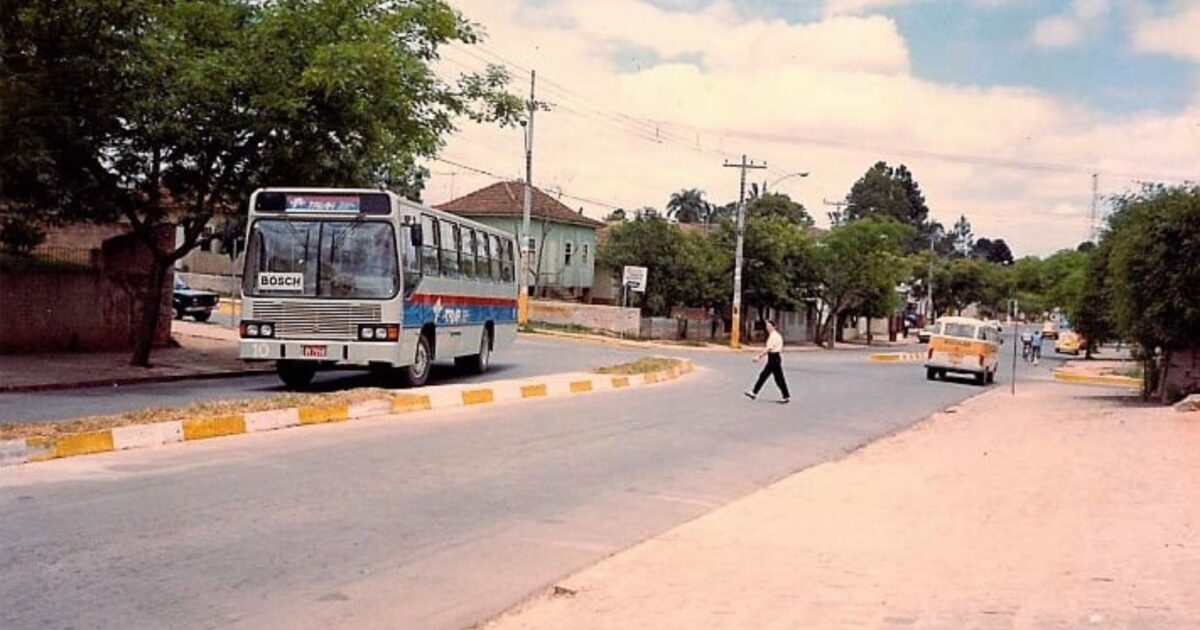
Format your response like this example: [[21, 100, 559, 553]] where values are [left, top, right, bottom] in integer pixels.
[[1021, 329, 1034, 362]]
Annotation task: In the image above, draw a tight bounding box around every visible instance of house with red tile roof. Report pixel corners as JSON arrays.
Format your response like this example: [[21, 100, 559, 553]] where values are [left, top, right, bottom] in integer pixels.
[[436, 181, 605, 300]]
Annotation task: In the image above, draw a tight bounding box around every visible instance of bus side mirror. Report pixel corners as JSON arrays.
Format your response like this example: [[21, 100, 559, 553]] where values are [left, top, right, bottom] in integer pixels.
[[409, 224, 424, 248]]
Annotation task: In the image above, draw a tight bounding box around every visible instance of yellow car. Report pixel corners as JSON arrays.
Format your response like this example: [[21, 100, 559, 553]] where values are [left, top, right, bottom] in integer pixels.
[[1055, 331, 1084, 355]]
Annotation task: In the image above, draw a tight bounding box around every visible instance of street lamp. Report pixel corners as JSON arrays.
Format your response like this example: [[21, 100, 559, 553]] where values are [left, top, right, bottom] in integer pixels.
[[763, 171, 809, 195]]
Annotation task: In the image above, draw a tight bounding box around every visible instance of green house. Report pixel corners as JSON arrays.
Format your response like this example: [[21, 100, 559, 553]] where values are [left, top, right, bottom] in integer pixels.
[[437, 181, 604, 300]]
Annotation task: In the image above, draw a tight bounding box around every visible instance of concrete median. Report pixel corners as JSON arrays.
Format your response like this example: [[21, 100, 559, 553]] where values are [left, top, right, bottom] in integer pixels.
[[0, 359, 696, 468]]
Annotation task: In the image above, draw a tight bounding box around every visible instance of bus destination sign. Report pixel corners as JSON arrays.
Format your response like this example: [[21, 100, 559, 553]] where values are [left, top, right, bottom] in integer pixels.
[[286, 194, 360, 212]]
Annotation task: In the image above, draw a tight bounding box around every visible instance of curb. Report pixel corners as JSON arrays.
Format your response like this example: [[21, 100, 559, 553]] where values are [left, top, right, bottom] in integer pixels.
[[0, 367, 276, 394], [869, 351, 926, 363], [0, 359, 696, 468], [1051, 369, 1141, 389]]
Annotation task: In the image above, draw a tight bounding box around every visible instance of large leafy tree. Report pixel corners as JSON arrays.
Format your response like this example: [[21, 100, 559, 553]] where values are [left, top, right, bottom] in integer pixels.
[[811, 218, 914, 347], [0, 0, 522, 366], [716, 214, 818, 320], [597, 216, 717, 316], [1105, 184, 1200, 399], [970, 237, 1014, 265], [843, 161, 932, 252], [666, 188, 709, 224], [746, 193, 814, 226]]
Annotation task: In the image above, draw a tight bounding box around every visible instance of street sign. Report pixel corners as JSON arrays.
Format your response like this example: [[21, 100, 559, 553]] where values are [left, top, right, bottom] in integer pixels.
[[622, 265, 648, 292]]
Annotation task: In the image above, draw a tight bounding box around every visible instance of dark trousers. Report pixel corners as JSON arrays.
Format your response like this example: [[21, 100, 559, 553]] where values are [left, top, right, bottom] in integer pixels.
[[752, 352, 790, 398]]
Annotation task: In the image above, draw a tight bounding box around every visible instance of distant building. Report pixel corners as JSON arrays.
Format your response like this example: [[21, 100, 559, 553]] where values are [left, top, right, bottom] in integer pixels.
[[437, 181, 604, 300]]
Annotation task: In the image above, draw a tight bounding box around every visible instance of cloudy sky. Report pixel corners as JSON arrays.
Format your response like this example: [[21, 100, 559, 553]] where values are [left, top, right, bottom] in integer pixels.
[[425, 0, 1200, 256]]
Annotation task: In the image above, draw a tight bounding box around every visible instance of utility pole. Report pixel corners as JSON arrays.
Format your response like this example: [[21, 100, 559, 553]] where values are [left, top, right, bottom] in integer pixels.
[[1088, 172, 1099, 242], [926, 232, 936, 320], [519, 70, 536, 325], [724, 154, 767, 349]]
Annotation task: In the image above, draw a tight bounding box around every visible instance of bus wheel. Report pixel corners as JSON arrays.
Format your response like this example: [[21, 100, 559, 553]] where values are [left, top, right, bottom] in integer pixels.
[[457, 328, 491, 375], [277, 360, 317, 390], [399, 334, 432, 388]]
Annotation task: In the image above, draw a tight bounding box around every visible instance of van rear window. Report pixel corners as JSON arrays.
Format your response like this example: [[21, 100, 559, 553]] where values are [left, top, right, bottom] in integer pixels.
[[942, 323, 976, 339]]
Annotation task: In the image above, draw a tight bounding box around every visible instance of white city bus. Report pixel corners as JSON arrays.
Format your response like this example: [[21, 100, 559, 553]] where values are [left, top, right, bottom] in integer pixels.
[[239, 188, 518, 389]]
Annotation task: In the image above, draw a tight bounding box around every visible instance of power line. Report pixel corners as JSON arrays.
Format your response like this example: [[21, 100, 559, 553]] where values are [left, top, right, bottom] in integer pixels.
[[429, 156, 622, 211]]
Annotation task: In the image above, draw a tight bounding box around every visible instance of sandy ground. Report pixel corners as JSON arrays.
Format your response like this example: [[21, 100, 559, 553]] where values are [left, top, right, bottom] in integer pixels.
[[486, 382, 1200, 630], [0, 320, 259, 390]]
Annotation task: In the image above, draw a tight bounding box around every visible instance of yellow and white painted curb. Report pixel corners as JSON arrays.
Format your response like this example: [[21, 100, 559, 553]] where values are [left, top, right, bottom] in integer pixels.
[[0, 359, 696, 468], [869, 351, 926, 363], [1051, 369, 1141, 389]]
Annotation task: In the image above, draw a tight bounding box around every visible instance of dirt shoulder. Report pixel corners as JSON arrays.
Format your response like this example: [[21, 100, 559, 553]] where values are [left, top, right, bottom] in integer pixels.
[[487, 382, 1200, 629]]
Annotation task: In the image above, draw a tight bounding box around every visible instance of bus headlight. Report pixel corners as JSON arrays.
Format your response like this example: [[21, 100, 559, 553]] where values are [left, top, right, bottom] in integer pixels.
[[246, 324, 260, 337], [359, 324, 399, 341], [240, 321, 276, 338], [260, 324, 273, 337]]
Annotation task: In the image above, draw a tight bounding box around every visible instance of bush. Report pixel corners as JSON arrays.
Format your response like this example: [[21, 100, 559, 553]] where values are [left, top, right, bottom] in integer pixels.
[[0, 218, 46, 254]]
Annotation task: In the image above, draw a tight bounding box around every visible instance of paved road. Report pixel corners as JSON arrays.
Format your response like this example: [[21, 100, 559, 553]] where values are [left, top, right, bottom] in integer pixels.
[[1, 340, 1069, 630], [0, 336, 646, 424]]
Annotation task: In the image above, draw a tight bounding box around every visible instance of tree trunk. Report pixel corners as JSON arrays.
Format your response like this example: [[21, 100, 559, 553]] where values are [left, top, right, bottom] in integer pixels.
[[130, 259, 169, 367], [866, 317, 872, 346]]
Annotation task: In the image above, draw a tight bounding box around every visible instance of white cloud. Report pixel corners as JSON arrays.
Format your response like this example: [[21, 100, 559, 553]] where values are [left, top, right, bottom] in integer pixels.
[[1131, 6, 1200, 62], [433, 0, 1200, 256], [1030, 0, 1111, 49]]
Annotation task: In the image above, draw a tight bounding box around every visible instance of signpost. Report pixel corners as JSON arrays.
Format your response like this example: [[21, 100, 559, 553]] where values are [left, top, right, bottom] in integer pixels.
[[622, 265, 648, 294], [1009, 299, 1019, 395]]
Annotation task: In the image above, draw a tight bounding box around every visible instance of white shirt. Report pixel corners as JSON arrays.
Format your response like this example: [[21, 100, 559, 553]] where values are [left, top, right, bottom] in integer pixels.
[[765, 330, 784, 353]]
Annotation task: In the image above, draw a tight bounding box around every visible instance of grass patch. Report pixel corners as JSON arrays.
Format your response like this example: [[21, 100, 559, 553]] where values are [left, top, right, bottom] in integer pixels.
[[521, 321, 613, 336], [1109, 364, 1144, 379], [594, 356, 680, 375], [0, 387, 392, 441]]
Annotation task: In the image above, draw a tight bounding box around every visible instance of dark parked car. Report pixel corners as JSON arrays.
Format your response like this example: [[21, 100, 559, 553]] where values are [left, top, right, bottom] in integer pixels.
[[173, 277, 219, 322]]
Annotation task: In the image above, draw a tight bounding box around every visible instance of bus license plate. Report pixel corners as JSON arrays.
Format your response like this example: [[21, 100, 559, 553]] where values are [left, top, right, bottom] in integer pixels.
[[302, 345, 327, 358]]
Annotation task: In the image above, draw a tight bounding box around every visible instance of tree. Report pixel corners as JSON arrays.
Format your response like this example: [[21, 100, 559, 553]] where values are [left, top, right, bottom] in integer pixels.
[[716, 214, 817, 321], [950, 215, 974, 258], [0, 0, 522, 366], [811, 218, 914, 348], [604, 208, 627, 222], [1105, 184, 1200, 400], [843, 162, 931, 248], [970, 237, 1014, 265], [666, 188, 709, 224], [1070, 244, 1115, 359], [939, 257, 990, 315], [746, 193, 814, 226], [597, 216, 715, 316]]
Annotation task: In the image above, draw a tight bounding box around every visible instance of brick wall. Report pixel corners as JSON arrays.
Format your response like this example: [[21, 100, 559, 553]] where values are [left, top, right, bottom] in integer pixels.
[[528, 299, 639, 336], [0, 227, 173, 353]]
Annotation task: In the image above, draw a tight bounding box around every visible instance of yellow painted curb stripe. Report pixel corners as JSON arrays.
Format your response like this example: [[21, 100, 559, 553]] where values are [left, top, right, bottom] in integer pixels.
[[570, 380, 593, 393], [298, 405, 349, 425], [611, 376, 630, 389], [462, 388, 495, 405], [26, 430, 115, 461], [521, 384, 548, 398], [391, 394, 432, 413], [1052, 370, 1141, 388], [869, 352, 925, 362], [182, 415, 247, 441]]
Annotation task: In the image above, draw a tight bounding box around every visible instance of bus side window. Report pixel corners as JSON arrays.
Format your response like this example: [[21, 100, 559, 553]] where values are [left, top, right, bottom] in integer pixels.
[[501, 239, 515, 282], [462, 228, 477, 279], [489, 235, 502, 281], [440, 221, 460, 276], [421, 215, 440, 276], [474, 230, 489, 282]]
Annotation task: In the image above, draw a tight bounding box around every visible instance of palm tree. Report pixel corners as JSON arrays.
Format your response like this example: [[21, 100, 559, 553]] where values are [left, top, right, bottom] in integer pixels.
[[666, 188, 707, 224]]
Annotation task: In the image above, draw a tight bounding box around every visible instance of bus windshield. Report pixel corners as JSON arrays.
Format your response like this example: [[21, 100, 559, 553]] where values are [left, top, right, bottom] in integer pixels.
[[243, 219, 400, 299]]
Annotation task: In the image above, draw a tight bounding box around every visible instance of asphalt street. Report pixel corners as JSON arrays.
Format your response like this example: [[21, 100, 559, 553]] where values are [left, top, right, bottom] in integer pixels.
[[0, 336, 645, 424], [1, 338, 1070, 630]]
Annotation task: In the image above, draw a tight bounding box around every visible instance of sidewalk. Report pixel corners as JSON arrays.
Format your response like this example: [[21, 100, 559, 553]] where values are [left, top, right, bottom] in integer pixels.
[[0, 320, 266, 392], [487, 382, 1200, 629]]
